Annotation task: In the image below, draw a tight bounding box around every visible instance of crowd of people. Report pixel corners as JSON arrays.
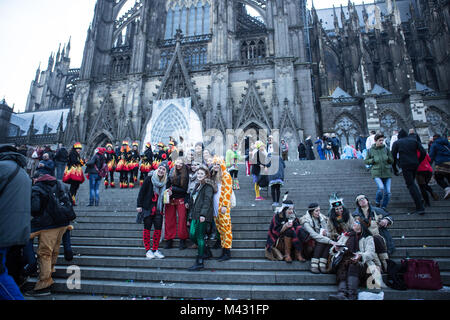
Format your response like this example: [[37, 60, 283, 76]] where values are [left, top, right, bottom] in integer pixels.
[[1, 127, 449, 300]]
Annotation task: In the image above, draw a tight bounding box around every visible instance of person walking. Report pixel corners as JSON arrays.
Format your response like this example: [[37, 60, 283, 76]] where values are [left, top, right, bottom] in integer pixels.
[[429, 134, 450, 199], [268, 146, 285, 206], [128, 142, 141, 188], [187, 166, 215, 271], [0, 144, 31, 300], [416, 150, 439, 206], [280, 139, 289, 161], [62, 142, 85, 206], [54, 143, 68, 180], [85, 147, 106, 206], [36, 153, 55, 177], [392, 129, 427, 215], [365, 130, 377, 150], [315, 137, 325, 160], [331, 133, 341, 160], [298, 141, 307, 160], [305, 136, 315, 160], [225, 143, 241, 190], [116, 141, 131, 189], [356, 133, 367, 153], [139, 142, 153, 186], [251, 141, 268, 201], [136, 162, 168, 260], [164, 158, 189, 250], [389, 130, 399, 151], [104, 143, 118, 188], [24, 174, 73, 296], [365, 133, 394, 211]]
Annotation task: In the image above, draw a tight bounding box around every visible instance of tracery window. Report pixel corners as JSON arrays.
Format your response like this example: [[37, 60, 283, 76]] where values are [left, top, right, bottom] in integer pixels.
[[240, 39, 266, 65], [165, 1, 211, 39]]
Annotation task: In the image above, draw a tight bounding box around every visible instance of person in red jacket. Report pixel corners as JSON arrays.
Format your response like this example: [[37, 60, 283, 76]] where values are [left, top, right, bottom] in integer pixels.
[[416, 150, 439, 207]]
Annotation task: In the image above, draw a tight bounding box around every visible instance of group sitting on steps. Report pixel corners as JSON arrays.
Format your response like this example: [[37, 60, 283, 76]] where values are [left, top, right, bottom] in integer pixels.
[[265, 192, 394, 300]]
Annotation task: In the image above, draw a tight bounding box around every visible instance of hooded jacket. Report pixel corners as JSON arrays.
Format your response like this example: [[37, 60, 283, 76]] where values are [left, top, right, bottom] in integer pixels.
[[0, 145, 31, 247], [429, 137, 450, 165], [31, 174, 70, 232], [391, 129, 426, 170]]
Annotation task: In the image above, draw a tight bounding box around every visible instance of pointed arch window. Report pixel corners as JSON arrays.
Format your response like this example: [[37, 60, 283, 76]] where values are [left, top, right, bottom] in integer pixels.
[[165, 9, 174, 39], [240, 38, 266, 65]]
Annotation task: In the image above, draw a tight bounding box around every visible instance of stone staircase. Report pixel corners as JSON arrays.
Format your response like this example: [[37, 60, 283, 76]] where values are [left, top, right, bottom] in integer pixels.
[[29, 160, 450, 300]]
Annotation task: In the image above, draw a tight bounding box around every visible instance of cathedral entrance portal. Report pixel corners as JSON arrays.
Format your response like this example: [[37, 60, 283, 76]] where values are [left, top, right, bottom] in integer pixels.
[[142, 98, 203, 152]]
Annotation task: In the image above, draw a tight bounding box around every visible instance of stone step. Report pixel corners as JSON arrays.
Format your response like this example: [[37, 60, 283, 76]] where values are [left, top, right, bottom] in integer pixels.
[[71, 219, 450, 231], [63, 245, 450, 259], [68, 236, 450, 248], [71, 228, 450, 239], [56, 256, 450, 272], [50, 265, 450, 287], [73, 213, 450, 224], [35, 278, 450, 300]]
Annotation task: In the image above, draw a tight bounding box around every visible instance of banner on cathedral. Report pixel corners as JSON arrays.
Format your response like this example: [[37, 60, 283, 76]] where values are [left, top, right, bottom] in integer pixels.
[[142, 98, 203, 150]]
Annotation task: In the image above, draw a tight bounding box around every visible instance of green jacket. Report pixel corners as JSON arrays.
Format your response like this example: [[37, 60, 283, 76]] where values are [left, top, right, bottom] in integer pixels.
[[365, 145, 394, 178]]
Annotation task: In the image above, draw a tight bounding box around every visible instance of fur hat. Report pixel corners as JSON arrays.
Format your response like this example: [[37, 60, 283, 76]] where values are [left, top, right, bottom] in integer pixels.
[[73, 142, 82, 149], [122, 140, 129, 146], [329, 193, 344, 208], [132, 141, 139, 147], [145, 142, 151, 148], [106, 143, 113, 149]]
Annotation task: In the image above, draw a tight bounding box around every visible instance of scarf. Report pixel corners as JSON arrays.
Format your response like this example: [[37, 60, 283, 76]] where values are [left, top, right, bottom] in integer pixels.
[[151, 172, 167, 213]]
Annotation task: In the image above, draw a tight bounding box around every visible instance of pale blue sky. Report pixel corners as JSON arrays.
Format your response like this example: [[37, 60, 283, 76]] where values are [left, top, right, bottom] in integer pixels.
[[0, 0, 364, 113]]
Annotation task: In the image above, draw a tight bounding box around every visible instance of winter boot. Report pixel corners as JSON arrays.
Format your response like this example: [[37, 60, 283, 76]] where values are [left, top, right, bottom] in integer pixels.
[[179, 239, 187, 250], [319, 258, 329, 273], [110, 181, 115, 188], [202, 246, 213, 260], [329, 280, 348, 300], [217, 248, 231, 262], [94, 199, 99, 207], [310, 258, 320, 273], [188, 256, 204, 271], [104, 180, 109, 189], [164, 239, 173, 249], [213, 238, 221, 249], [295, 250, 306, 262], [284, 237, 293, 263], [346, 276, 360, 300], [87, 199, 94, 207]]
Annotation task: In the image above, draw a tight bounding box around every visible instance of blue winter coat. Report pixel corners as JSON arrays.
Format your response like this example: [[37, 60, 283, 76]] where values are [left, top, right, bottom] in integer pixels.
[[268, 155, 285, 184], [429, 137, 450, 165]]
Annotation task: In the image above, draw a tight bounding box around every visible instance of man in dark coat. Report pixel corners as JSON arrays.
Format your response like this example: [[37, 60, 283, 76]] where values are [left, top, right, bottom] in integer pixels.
[[24, 174, 71, 296], [54, 143, 68, 180], [36, 153, 55, 177], [0, 144, 31, 300], [392, 129, 427, 215], [356, 134, 367, 152], [305, 136, 315, 160], [298, 141, 307, 160]]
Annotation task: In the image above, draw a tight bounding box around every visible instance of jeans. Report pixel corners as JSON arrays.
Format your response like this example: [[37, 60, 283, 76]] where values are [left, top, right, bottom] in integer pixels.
[[89, 173, 101, 203], [0, 247, 24, 300], [374, 177, 392, 208], [55, 161, 66, 180]]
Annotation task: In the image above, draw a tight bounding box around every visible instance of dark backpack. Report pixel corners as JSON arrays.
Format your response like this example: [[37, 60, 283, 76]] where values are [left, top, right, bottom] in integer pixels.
[[385, 259, 408, 291], [46, 181, 76, 224]]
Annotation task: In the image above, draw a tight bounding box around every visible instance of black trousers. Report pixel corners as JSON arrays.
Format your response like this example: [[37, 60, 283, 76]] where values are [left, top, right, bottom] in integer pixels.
[[69, 181, 80, 199], [402, 168, 424, 210], [417, 171, 434, 204], [435, 171, 450, 189], [271, 184, 281, 203], [105, 171, 115, 184], [144, 214, 163, 231]]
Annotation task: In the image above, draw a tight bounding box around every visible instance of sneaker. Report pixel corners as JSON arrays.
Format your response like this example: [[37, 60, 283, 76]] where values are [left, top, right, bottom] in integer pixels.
[[153, 250, 165, 259], [146, 250, 155, 259], [24, 287, 51, 297], [272, 202, 279, 207], [444, 187, 450, 200]]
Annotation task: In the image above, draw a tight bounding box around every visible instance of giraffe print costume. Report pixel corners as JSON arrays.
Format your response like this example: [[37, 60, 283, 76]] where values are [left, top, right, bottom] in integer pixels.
[[213, 158, 233, 249]]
